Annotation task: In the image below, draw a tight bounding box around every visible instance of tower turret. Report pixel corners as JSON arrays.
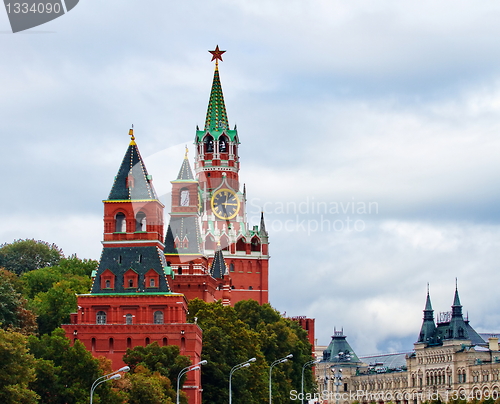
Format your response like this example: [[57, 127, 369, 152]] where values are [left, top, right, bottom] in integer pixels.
[[417, 285, 437, 344]]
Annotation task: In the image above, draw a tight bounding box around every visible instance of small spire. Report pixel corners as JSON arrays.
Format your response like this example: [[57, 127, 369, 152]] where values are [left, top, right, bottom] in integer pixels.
[[129, 125, 136, 146], [184, 145, 189, 159]]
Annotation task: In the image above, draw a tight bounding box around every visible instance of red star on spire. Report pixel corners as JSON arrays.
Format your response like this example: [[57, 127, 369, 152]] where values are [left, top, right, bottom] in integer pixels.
[[209, 45, 226, 63]]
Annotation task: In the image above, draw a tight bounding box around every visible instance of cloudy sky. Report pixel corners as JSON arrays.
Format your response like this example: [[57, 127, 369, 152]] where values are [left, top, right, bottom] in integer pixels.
[[2, 1, 500, 355]]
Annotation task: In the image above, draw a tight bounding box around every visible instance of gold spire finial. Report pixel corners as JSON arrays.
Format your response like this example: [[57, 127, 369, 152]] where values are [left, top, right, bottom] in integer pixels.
[[129, 124, 136, 145], [209, 45, 225, 70], [184, 145, 189, 159]]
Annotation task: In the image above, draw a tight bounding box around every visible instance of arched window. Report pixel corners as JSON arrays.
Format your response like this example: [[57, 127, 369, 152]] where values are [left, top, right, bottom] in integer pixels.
[[127, 337, 132, 349], [115, 213, 126, 232], [91, 337, 96, 352], [96, 311, 106, 324], [149, 278, 155, 287], [162, 337, 168, 346], [205, 235, 216, 250], [251, 236, 261, 252], [105, 279, 110, 288], [204, 135, 214, 153], [229, 263, 235, 272], [179, 187, 190, 207], [154, 311, 164, 324], [177, 266, 182, 275], [145, 337, 150, 346], [129, 279, 133, 288], [135, 211, 146, 231], [236, 238, 246, 252], [219, 135, 228, 152], [125, 313, 133, 325]]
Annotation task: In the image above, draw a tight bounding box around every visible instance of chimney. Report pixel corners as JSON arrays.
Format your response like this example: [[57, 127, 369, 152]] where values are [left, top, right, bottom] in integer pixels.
[[488, 337, 499, 351]]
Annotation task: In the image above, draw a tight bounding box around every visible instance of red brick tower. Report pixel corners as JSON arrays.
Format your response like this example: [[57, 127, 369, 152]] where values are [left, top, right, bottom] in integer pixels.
[[63, 130, 203, 404], [165, 47, 269, 305]]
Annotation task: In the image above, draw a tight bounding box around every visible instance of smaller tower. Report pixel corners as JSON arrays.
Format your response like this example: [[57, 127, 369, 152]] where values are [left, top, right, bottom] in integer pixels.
[[417, 285, 437, 345]]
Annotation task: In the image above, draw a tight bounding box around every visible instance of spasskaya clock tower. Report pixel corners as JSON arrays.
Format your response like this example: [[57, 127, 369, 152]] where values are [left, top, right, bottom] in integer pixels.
[[165, 46, 269, 305]]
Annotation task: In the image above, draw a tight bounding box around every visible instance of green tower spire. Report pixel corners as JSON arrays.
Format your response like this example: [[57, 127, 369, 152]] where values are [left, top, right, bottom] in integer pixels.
[[204, 63, 229, 131]]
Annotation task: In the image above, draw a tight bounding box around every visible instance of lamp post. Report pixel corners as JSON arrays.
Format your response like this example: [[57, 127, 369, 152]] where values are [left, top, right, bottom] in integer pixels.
[[301, 359, 320, 404], [330, 368, 342, 404], [176, 360, 208, 404], [90, 366, 130, 404], [229, 358, 256, 404], [269, 354, 293, 404]]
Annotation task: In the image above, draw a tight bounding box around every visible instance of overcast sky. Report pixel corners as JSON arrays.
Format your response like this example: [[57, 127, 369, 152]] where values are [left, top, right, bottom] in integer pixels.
[[2, 1, 500, 355]]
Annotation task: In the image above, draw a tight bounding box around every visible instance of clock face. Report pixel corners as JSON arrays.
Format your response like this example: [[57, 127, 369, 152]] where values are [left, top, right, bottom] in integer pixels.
[[211, 188, 240, 220]]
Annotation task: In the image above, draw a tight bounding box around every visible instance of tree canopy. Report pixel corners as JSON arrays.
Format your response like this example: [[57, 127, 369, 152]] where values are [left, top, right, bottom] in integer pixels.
[[187, 299, 314, 404], [0, 239, 64, 275]]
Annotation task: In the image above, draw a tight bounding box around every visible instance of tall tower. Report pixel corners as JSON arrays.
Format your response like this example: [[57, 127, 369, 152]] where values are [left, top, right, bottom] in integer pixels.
[[63, 130, 203, 404], [166, 47, 270, 305]]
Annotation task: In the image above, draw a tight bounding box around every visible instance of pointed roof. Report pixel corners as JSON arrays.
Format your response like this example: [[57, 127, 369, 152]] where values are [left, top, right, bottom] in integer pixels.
[[196, 53, 238, 142], [164, 217, 203, 256], [107, 129, 159, 201], [417, 288, 437, 344], [322, 328, 361, 364], [91, 246, 171, 294], [204, 64, 229, 132], [259, 211, 268, 239], [176, 152, 195, 181], [210, 248, 227, 279]]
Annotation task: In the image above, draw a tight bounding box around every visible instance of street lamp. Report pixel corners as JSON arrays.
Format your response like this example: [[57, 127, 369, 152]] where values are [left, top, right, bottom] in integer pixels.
[[229, 358, 256, 404], [301, 359, 320, 404], [90, 366, 130, 404], [331, 368, 343, 404], [269, 354, 293, 404], [176, 360, 208, 404]]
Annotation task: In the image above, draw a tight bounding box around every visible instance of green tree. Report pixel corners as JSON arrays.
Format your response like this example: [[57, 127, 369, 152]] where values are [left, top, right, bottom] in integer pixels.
[[0, 268, 37, 334], [21, 255, 95, 299], [28, 328, 123, 404], [123, 341, 191, 385], [187, 299, 314, 404], [0, 239, 63, 275], [0, 329, 39, 404], [125, 365, 176, 404]]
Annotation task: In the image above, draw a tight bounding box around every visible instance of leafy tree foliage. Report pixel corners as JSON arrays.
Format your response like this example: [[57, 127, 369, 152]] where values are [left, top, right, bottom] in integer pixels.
[[123, 342, 191, 404], [187, 299, 314, 404], [124, 365, 177, 404], [27, 328, 123, 404], [0, 239, 63, 275], [0, 268, 37, 334], [20, 256, 95, 334], [0, 329, 39, 403]]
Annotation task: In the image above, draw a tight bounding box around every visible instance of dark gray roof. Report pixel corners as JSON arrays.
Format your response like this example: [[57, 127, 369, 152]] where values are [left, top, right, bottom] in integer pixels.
[[210, 249, 226, 279], [164, 217, 202, 255], [91, 246, 170, 293], [176, 157, 195, 180], [108, 142, 158, 200]]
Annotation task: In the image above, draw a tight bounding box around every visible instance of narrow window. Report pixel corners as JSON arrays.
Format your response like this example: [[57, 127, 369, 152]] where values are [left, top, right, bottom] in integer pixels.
[[135, 212, 146, 231], [145, 337, 150, 346], [115, 213, 126, 232], [129, 279, 133, 288], [96, 311, 106, 324], [162, 337, 168, 346], [91, 337, 96, 352], [109, 338, 114, 353], [150, 278, 155, 287], [105, 279, 110, 288], [125, 313, 133, 325], [127, 337, 132, 349], [154, 311, 164, 324]]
